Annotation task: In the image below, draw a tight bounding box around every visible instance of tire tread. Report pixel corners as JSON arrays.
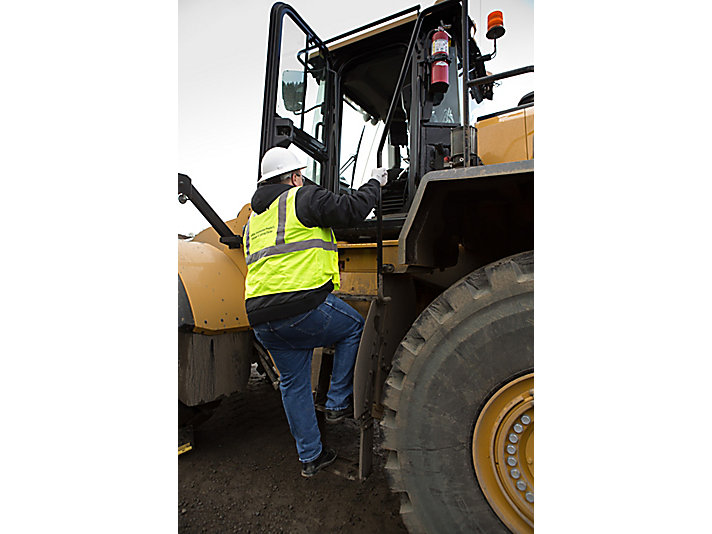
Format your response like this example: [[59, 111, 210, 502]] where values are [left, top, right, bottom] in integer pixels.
[[382, 251, 534, 533]]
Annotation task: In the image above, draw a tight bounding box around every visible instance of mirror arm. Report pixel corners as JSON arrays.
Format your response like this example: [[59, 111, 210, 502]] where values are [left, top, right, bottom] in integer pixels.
[[292, 102, 322, 116], [177, 173, 243, 249]]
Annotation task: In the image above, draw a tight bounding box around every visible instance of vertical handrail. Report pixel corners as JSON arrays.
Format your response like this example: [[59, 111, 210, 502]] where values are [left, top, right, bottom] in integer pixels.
[[374, 3, 431, 301], [376, 187, 384, 300], [461, 0, 470, 167]]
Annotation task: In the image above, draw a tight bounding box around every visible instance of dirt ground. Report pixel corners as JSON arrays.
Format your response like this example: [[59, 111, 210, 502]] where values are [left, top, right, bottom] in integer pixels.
[[178, 369, 407, 533]]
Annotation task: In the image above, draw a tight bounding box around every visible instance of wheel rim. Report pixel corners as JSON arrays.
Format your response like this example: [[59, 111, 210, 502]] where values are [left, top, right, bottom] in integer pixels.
[[472, 373, 534, 534]]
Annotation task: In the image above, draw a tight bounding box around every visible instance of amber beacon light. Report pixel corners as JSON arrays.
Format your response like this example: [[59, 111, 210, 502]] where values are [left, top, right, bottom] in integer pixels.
[[486, 10, 505, 40]]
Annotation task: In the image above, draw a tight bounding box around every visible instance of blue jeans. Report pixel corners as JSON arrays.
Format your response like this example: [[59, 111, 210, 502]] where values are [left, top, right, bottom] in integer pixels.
[[252, 293, 365, 463]]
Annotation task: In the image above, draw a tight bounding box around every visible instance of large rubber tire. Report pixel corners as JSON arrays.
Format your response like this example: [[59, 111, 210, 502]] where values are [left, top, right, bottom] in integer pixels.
[[382, 251, 533, 534]]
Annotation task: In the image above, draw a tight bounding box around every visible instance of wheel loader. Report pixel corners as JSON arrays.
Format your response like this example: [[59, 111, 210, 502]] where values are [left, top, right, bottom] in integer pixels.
[[178, 1, 533, 532]]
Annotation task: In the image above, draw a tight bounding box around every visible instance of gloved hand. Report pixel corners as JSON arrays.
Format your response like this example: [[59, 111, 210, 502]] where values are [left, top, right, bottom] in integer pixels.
[[371, 167, 388, 186]]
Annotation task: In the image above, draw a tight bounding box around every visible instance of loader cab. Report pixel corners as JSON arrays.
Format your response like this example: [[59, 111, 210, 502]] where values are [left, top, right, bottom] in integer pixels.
[[260, 1, 524, 241]]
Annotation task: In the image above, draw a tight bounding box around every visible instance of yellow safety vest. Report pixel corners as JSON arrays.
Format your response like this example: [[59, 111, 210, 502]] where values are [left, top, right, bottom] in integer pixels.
[[244, 187, 340, 300]]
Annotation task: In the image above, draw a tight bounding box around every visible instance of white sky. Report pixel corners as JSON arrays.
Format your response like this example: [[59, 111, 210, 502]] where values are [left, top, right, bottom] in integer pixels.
[[178, 0, 533, 234]]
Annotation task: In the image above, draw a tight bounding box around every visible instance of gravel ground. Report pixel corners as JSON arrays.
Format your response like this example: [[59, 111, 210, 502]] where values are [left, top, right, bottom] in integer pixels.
[[178, 370, 407, 533]]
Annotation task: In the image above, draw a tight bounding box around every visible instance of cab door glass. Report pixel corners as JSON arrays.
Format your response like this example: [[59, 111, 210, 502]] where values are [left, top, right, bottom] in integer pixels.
[[286, 144, 322, 186], [339, 96, 384, 192], [277, 18, 328, 145], [430, 46, 461, 124]]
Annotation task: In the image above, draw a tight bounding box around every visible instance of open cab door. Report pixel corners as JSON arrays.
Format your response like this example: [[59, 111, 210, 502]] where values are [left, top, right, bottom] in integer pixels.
[[259, 3, 337, 191]]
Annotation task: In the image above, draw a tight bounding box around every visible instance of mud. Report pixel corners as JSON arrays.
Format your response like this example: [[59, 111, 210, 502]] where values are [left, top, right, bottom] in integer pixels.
[[178, 369, 407, 533]]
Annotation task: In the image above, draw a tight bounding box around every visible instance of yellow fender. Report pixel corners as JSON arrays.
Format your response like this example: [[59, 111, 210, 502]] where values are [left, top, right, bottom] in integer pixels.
[[178, 204, 253, 334]]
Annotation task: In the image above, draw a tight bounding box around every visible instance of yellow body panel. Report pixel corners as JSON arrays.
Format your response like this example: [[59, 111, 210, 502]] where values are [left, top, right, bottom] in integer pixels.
[[179, 204, 252, 333], [192, 203, 252, 275], [476, 108, 533, 165], [179, 240, 248, 333], [525, 107, 534, 159], [337, 241, 400, 296], [337, 240, 400, 274], [335, 240, 401, 319]]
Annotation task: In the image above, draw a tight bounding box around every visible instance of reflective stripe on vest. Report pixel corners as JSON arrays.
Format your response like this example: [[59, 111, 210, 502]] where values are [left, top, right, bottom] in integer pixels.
[[244, 187, 340, 300]]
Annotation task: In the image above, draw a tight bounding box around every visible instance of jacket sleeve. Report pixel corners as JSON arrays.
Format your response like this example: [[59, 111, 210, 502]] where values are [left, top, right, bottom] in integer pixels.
[[295, 179, 380, 228]]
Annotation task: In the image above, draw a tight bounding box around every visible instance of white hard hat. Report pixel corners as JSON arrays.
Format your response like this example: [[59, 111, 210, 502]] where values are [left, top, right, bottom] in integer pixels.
[[259, 147, 306, 183]]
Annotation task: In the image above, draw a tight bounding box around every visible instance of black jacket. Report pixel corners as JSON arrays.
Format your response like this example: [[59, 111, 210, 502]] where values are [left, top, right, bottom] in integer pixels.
[[245, 178, 380, 325]]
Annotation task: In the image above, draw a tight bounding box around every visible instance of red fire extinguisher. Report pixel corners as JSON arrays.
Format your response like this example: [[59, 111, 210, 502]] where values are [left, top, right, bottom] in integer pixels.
[[430, 27, 450, 93]]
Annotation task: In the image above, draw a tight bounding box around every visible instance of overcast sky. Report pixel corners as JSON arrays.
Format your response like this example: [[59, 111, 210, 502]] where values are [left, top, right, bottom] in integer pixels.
[[178, 0, 533, 234]]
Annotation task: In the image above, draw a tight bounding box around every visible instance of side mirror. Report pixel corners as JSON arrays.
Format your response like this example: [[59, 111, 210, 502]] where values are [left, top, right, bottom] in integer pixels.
[[282, 70, 305, 113]]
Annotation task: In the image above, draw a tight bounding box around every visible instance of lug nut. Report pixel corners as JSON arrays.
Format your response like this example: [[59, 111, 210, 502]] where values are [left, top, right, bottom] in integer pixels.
[[525, 492, 534, 503], [506, 444, 516, 455], [507, 456, 517, 466], [516, 481, 527, 491], [513, 423, 523, 433], [521, 414, 531, 425], [508, 433, 519, 444], [510, 468, 520, 479]]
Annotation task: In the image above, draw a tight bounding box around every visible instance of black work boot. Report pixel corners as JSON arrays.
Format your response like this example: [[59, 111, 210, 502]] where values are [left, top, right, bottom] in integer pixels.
[[324, 406, 351, 424], [301, 447, 337, 478]]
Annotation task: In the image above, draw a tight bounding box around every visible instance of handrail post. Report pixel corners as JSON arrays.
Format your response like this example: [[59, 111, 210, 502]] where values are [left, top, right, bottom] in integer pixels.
[[461, 0, 470, 167]]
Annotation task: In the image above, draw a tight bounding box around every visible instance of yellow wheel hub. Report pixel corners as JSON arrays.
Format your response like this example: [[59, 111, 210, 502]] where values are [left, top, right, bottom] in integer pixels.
[[473, 373, 534, 533]]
